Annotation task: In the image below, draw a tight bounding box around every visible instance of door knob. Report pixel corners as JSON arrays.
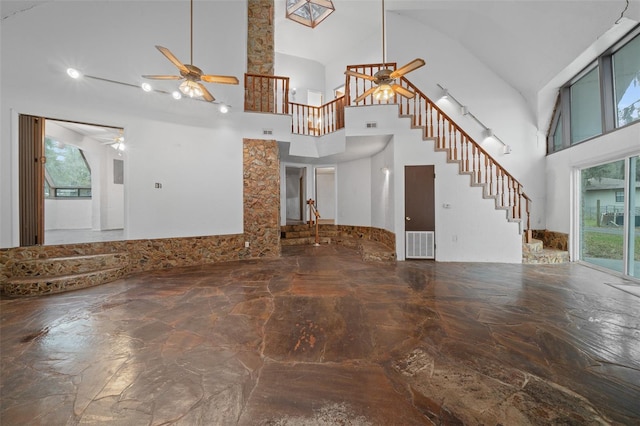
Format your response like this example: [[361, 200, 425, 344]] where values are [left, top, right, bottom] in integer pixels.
[[405, 216, 411, 221]]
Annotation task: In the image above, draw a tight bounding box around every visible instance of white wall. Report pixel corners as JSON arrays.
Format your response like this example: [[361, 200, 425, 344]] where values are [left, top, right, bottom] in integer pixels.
[[337, 158, 372, 226], [1, 1, 247, 248], [315, 169, 336, 220], [45, 199, 92, 230], [275, 53, 326, 105], [371, 139, 395, 231]]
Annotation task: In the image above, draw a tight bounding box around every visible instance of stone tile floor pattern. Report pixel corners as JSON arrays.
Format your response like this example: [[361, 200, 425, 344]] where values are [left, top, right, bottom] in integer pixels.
[[1, 245, 639, 425]]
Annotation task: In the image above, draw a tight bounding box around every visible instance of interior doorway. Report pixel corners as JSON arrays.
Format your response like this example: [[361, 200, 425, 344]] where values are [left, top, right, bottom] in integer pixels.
[[315, 166, 335, 224], [404, 165, 435, 259], [285, 166, 306, 224], [18, 114, 125, 246]]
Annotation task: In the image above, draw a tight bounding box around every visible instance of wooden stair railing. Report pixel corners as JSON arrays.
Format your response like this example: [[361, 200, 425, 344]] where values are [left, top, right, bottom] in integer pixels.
[[395, 76, 531, 235], [307, 198, 321, 246], [344, 63, 531, 239]]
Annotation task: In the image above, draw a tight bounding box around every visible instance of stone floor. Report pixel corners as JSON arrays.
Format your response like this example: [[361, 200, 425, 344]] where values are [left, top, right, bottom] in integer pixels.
[[1, 245, 639, 425]]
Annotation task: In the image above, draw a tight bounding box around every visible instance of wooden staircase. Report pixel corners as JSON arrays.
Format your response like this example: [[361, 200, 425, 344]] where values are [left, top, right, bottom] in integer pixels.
[[3, 252, 129, 297]]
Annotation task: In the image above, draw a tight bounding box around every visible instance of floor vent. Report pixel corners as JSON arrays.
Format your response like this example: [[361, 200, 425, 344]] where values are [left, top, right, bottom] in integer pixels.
[[406, 231, 434, 259], [366, 122, 377, 128]]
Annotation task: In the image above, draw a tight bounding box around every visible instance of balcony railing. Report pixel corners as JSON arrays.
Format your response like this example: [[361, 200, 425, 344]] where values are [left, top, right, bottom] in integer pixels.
[[244, 74, 289, 114]]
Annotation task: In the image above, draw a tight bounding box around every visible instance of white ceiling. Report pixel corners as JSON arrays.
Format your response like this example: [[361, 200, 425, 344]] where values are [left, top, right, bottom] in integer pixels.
[[2, 0, 639, 139]]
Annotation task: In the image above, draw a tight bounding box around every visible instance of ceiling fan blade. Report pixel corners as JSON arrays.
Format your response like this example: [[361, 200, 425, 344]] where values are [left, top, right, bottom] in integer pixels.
[[345, 70, 376, 81], [142, 75, 183, 80], [198, 83, 215, 102], [155, 45, 189, 73], [354, 87, 377, 103], [392, 84, 416, 99], [201, 75, 239, 85], [390, 58, 425, 79]]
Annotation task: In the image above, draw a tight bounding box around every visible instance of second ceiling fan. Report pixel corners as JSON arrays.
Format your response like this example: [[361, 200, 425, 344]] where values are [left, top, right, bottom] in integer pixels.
[[142, 0, 239, 102], [346, 0, 425, 103]]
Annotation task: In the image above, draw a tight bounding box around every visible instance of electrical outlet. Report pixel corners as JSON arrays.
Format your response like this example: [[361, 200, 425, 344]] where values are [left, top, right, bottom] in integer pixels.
[[245, 241, 250, 248]]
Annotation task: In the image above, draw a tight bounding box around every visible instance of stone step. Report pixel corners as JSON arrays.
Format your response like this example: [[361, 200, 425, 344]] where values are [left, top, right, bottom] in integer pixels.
[[522, 248, 570, 264], [359, 240, 396, 262], [3, 267, 127, 297], [10, 253, 129, 277], [281, 237, 332, 246], [522, 238, 544, 254]]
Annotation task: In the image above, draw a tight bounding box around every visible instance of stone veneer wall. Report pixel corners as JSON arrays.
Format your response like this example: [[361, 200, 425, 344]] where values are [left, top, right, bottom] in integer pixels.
[[532, 230, 569, 251], [0, 234, 246, 286], [333, 225, 396, 250], [243, 138, 281, 258], [247, 0, 274, 75]]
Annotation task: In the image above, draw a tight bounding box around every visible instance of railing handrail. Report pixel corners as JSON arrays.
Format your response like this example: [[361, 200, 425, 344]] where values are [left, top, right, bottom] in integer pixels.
[[398, 76, 527, 193], [307, 198, 321, 246]]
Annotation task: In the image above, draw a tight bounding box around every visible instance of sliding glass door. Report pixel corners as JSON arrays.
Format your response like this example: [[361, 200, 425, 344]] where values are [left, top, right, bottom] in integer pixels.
[[580, 156, 640, 278]]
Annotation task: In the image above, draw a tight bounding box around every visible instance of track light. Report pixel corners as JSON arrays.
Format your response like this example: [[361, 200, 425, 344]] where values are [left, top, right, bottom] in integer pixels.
[[172, 91, 182, 100], [219, 104, 229, 114], [141, 82, 152, 92], [66, 68, 81, 79]]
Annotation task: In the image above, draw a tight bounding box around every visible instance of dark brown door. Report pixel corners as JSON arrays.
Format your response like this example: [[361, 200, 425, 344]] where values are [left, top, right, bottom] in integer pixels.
[[19, 114, 45, 246], [404, 165, 435, 232]]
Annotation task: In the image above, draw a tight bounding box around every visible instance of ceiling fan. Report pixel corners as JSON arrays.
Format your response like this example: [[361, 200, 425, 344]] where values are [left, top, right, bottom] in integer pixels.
[[142, 0, 239, 102], [345, 0, 425, 103]]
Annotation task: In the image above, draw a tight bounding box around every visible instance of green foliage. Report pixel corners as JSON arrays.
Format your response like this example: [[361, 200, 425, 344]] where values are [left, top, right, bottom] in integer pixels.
[[44, 137, 91, 187], [583, 231, 640, 261]]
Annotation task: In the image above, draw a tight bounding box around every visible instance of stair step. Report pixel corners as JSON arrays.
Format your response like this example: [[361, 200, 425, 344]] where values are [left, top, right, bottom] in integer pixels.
[[522, 248, 570, 264], [10, 253, 129, 277], [523, 238, 544, 254], [3, 267, 127, 297]]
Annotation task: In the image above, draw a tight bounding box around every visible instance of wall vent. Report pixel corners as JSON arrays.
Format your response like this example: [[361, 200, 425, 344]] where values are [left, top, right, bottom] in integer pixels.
[[366, 122, 377, 128], [263, 129, 273, 135], [406, 231, 435, 259]]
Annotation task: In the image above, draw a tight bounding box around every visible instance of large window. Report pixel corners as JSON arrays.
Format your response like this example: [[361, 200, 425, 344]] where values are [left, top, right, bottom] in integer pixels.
[[613, 33, 640, 127], [580, 156, 639, 279], [549, 27, 640, 153], [44, 136, 92, 198], [570, 67, 602, 144]]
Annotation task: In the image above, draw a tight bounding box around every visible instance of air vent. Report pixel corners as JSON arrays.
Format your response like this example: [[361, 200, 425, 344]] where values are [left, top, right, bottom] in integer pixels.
[[406, 231, 435, 259], [366, 122, 377, 128], [263, 129, 273, 135]]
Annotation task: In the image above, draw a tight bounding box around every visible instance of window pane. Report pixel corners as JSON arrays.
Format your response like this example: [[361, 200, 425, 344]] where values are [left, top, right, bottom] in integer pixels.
[[552, 116, 563, 151], [56, 188, 79, 197], [581, 160, 625, 274], [629, 156, 639, 279], [44, 137, 91, 187], [571, 67, 602, 144], [613, 34, 640, 127]]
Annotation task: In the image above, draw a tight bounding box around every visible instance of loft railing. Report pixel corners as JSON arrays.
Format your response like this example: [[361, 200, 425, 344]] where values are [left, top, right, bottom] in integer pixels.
[[290, 97, 346, 136], [244, 74, 290, 114], [244, 73, 345, 136]]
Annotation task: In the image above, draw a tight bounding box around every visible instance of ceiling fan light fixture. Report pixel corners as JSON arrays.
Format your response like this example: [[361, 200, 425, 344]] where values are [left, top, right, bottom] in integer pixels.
[[374, 84, 394, 101], [179, 80, 203, 98], [286, 0, 335, 28]]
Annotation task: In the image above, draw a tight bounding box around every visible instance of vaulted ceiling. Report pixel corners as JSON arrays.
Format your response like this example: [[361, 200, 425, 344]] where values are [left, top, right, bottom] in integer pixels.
[[3, 0, 640, 114]]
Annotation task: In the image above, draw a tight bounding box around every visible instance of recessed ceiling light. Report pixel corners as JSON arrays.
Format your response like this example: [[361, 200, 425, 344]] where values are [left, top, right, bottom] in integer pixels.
[[66, 68, 81, 79], [141, 82, 152, 92]]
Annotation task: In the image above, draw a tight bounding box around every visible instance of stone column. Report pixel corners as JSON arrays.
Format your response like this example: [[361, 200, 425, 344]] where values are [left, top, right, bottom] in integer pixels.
[[247, 0, 274, 75], [242, 138, 280, 259]]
